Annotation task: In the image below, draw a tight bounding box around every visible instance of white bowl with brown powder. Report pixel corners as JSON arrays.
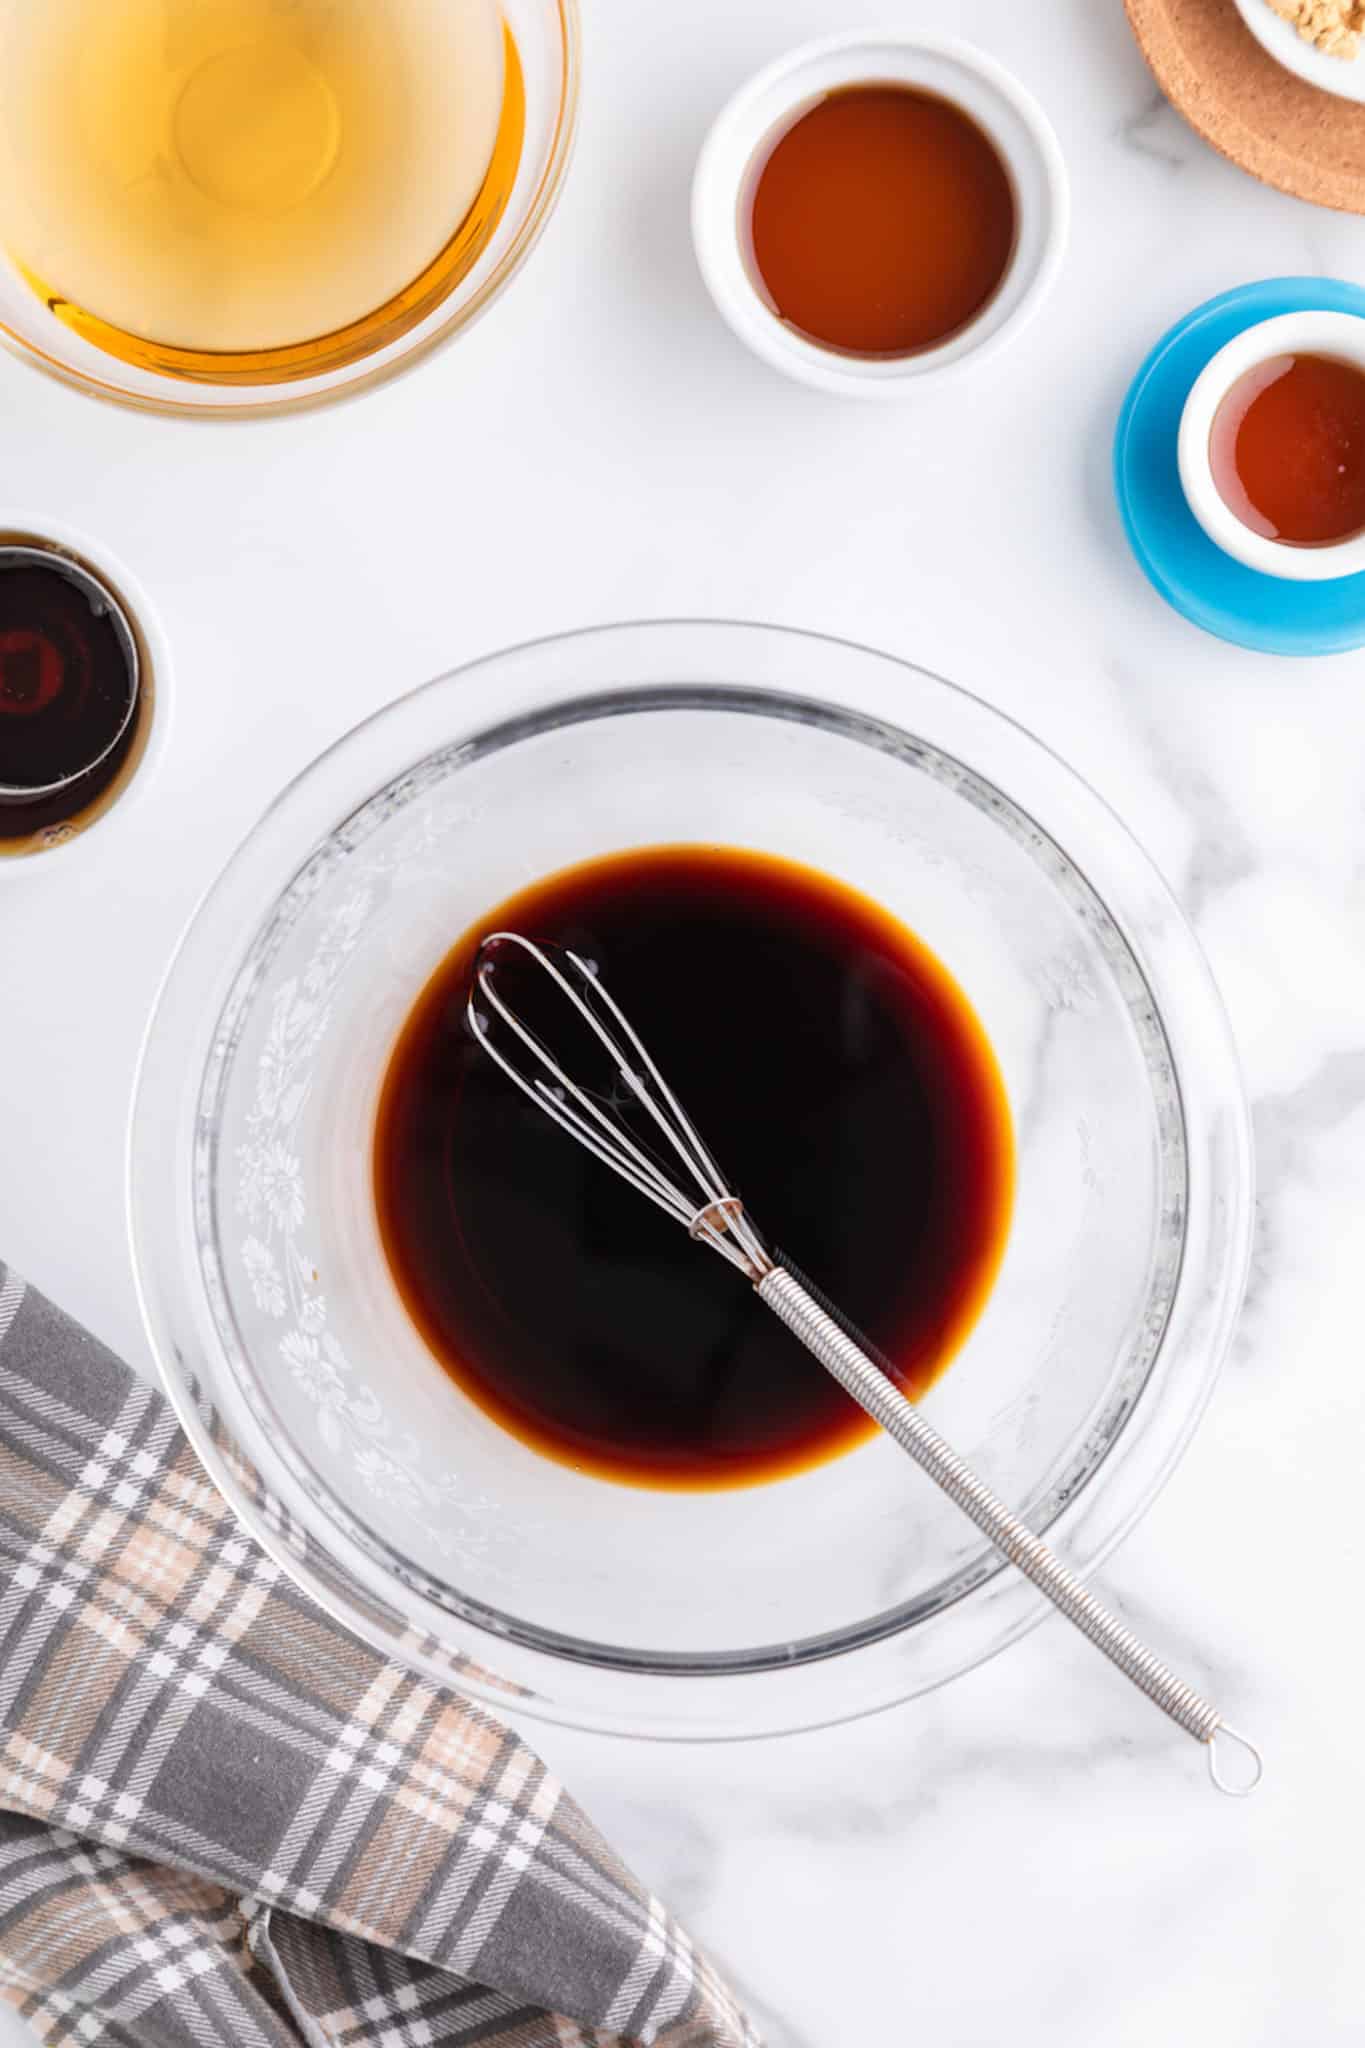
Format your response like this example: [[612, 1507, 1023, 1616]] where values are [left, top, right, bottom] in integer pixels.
[[1234, 0, 1365, 102]]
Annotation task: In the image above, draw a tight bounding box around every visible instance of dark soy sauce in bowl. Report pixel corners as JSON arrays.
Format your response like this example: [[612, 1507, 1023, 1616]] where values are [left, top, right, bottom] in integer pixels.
[[0, 545, 142, 849], [374, 845, 1014, 1491]]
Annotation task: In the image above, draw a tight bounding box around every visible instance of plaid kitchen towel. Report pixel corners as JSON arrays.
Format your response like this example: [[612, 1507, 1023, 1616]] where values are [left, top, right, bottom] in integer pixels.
[[0, 1264, 760, 2048]]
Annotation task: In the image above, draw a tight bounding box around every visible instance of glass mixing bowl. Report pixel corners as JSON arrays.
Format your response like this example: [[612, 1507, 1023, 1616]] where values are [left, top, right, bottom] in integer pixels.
[[129, 622, 1253, 1737], [0, 0, 578, 419]]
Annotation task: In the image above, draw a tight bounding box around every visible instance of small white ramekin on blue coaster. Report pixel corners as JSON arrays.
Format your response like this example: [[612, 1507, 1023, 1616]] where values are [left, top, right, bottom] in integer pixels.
[[1114, 277, 1365, 656]]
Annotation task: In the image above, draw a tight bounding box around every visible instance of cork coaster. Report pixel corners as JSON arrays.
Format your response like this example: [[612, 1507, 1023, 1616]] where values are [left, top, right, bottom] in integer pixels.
[[1125, 0, 1365, 212]]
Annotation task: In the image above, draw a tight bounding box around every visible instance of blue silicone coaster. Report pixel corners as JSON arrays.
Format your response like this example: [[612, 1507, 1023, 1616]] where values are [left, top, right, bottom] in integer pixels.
[[1114, 277, 1365, 656]]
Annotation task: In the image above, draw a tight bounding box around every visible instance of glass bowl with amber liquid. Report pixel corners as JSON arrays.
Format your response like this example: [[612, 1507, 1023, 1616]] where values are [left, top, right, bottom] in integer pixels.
[[129, 622, 1253, 1738], [0, 0, 579, 415]]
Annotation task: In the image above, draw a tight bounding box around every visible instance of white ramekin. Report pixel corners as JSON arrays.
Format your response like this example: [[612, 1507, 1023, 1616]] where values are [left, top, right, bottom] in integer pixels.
[[1177, 309, 1365, 583], [691, 31, 1069, 399]]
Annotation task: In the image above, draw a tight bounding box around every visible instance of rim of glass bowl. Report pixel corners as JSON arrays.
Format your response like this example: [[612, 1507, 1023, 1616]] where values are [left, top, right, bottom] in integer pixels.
[[0, 1, 580, 421], [128, 621, 1254, 1739]]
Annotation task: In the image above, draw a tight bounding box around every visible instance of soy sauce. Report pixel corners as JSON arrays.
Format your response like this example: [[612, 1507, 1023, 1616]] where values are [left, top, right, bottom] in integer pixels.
[[374, 846, 1013, 1490], [0, 549, 140, 844]]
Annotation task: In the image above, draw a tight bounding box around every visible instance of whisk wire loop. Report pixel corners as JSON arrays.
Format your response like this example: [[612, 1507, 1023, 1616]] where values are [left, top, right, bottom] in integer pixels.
[[470, 932, 770, 1279]]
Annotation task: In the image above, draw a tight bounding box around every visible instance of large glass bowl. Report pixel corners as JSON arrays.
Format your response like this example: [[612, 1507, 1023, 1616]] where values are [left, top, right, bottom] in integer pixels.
[[129, 622, 1253, 1737], [0, 0, 578, 419]]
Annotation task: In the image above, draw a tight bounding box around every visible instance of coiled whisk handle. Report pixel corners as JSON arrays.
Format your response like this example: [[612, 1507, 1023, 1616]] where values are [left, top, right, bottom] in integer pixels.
[[758, 1267, 1262, 1796]]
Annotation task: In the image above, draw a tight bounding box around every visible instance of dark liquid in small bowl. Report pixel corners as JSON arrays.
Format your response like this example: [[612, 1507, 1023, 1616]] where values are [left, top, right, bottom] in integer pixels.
[[0, 545, 143, 850], [375, 845, 1013, 1490], [745, 84, 1017, 358]]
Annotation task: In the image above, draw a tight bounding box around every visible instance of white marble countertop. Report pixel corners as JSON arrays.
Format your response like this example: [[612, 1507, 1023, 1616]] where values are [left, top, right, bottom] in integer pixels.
[[2, 1, 1362, 2040]]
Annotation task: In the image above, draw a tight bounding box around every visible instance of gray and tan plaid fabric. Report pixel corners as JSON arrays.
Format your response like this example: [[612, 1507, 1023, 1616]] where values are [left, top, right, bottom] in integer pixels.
[[0, 1265, 760, 2048]]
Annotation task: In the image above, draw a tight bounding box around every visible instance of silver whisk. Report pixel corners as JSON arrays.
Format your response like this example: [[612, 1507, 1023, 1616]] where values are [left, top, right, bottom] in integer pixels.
[[468, 931, 1262, 1796]]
